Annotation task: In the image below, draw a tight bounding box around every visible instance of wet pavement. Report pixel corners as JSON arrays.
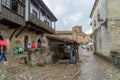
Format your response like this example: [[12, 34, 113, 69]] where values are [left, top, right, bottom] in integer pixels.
[[77, 49, 120, 80], [0, 55, 80, 80]]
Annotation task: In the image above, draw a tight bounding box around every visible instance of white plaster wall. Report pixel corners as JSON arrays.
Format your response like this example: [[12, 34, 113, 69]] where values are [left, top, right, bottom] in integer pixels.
[[30, 3, 39, 18], [41, 14, 46, 22], [91, 0, 111, 58], [47, 17, 52, 27], [25, 0, 29, 21], [0, 0, 1, 12], [91, 0, 107, 32]]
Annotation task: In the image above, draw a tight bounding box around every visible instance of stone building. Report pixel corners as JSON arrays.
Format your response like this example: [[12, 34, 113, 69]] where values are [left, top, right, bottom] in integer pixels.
[[90, 0, 120, 61], [56, 31, 73, 40], [56, 26, 90, 45], [72, 26, 90, 45], [0, 0, 57, 55]]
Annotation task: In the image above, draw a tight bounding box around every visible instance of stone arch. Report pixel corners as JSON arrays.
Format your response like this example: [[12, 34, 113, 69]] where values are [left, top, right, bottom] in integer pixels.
[[37, 39, 42, 48], [24, 35, 29, 51], [0, 35, 4, 40]]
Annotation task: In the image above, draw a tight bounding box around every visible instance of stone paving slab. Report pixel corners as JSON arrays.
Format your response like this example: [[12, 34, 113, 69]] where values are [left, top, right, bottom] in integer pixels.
[[77, 49, 120, 80]]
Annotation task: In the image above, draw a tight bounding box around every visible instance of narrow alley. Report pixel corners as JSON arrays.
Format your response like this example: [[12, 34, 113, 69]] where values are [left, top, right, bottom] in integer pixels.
[[77, 48, 120, 80]]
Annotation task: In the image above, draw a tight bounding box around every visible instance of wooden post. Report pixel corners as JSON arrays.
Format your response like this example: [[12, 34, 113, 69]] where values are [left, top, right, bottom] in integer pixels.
[[54, 22, 56, 31], [76, 44, 79, 62], [70, 44, 72, 64], [0, 0, 1, 12], [39, 7, 41, 20], [75, 45, 77, 64]]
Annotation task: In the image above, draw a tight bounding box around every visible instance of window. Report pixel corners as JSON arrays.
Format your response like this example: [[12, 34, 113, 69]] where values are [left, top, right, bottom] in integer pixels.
[[41, 9, 45, 16], [32, 10, 38, 18], [97, 14, 100, 21], [94, 20, 96, 26], [83, 36, 85, 38], [18, 4, 24, 16], [37, 39, 42, 48], [2, 0, 10, 8], [11, 1, 24, 16], [44, 20, 49, 26]]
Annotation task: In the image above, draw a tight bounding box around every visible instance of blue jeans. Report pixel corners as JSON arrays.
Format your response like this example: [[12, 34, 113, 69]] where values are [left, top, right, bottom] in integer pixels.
[[0, 53, 7, 62], [0, 54, 2, 62], [72, 56, 76, 64]]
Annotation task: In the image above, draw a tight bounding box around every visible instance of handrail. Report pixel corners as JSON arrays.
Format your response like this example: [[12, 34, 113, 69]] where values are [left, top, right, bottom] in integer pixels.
[[29, 14, 55, 33], [2, 5, 24, 18]]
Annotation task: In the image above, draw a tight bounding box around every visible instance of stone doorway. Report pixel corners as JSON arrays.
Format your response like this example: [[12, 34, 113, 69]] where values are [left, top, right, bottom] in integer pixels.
[[24, 36, 28, 51], [0, 35, 3, 40], [37, 39, 42, 48]]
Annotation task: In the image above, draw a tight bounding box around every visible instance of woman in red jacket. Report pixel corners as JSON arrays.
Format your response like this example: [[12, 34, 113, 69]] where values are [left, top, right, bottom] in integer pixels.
[[31, 41, 36, 49]]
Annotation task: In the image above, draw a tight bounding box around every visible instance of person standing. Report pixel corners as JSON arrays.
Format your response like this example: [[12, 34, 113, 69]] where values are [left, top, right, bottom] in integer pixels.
[[27, 42, 31, 50], [0, 46, 2, 62], [1, 45, 8, 64], [71, 47, 76, 64], [31, 41, 37, 50]]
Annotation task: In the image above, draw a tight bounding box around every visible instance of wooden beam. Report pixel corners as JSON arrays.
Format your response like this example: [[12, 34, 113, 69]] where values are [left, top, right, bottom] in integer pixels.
[[49, 42, 65, 45], [9, 28, 17, 41], [15, 27, 25, 37]]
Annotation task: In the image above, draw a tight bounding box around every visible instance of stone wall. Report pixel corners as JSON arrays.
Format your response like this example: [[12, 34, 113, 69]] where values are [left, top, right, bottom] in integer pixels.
[[107, 0, 120, 18], [91, 0, 120, 60], [93, 24, 110, 59], [79, 35, 90, 45], [0, 24, 44, 54], [108, 20, 120, 51], [91, 0, 107, 32], [73, 26, 90, 44], [107, 0, 120, 51], [57, 34, 73, 40]]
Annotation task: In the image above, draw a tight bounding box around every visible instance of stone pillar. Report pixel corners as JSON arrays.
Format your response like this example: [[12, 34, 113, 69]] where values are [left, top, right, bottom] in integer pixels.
[[28, 49, 38, 65]]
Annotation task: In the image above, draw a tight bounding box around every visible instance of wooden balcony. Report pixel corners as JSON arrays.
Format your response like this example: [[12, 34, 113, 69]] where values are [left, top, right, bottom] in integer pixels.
[[29, 14, 55, 34], [1, 6, 25, 26]]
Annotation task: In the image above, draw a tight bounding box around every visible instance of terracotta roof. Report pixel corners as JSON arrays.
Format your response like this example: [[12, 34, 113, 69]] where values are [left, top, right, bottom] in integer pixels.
[[44, 34, 79, 44], [56, 31, 72, 35], [81, 32, 88, 36], [72, 26, 82, 29]]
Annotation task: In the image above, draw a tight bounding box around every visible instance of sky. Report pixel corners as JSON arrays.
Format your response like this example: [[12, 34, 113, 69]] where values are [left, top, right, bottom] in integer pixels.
[[43, 0, 95, 34]]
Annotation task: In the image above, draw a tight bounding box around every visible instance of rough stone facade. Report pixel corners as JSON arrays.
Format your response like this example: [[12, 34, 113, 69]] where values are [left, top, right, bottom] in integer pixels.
[[56, 26, 90, 45], [56, 31, 73, 40], [90, 0, 120, 60], [0, 24, 47, 53], [72, 26, 90, 45]]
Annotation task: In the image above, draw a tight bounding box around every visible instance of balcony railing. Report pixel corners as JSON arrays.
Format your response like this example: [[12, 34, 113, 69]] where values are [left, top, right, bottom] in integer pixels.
[[1, 6, 25, 26], [29, 14, 55, 33]]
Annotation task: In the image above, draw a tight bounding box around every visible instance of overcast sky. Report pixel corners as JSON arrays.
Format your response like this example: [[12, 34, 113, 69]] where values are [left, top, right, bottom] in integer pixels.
[[43, 0, 95, 34]]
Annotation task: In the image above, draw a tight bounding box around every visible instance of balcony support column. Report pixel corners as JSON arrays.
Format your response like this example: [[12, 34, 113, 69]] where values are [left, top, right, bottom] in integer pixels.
[[39, 7, 41, 20], [0, 0, 1, 12], [54, 21, 56, 31]]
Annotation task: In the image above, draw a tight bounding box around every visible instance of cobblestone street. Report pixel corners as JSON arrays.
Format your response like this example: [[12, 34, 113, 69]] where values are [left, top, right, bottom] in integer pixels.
[[0, 55, 80, 80], [77, 48, 120, 80]]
